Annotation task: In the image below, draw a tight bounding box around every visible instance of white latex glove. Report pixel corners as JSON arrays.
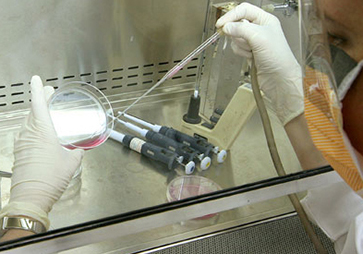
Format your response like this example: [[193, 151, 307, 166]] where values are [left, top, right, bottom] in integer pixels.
[[0, 76, 84, 230], [216, 2, 303, 125]]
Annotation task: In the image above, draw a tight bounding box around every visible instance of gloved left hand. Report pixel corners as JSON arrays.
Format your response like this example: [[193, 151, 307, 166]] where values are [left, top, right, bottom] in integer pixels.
[[0, 76, 84, 230]]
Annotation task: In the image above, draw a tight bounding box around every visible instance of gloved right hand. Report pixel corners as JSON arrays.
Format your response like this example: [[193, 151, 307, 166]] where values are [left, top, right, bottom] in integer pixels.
[[216, 2, 303, 125]]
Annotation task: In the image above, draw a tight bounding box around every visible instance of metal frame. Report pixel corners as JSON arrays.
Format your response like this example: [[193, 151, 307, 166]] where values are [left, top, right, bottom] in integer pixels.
[[0, 167, 340, 253]]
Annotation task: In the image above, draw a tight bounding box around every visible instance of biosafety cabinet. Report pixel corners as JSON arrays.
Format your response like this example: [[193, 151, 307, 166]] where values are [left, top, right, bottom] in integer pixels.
[[0, 1, 340, 253]]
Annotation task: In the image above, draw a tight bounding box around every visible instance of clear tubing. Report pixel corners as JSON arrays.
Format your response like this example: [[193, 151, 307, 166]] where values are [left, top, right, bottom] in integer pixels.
[[111, 31, 223, 122]]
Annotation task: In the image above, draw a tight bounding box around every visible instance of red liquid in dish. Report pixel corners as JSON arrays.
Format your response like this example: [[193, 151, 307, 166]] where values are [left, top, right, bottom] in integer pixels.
[[63, 135, 108, 150]]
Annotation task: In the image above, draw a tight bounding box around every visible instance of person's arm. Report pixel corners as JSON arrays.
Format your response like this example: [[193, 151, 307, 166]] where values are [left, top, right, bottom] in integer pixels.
[[1, 230, 34, 242], [0, 216, 35, 243], [0, 76, 84, 241], [284, 114, 328, 170]]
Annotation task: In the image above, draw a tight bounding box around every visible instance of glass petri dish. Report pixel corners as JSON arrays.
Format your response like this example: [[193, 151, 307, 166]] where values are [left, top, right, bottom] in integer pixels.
[[48, 81, 114, 150], [167, 175, 222, 220]]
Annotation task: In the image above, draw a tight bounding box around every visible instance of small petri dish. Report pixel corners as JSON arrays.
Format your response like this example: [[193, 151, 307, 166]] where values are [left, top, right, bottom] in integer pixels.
[[48, 81, 114, 150], [167, 175, 222, 220]]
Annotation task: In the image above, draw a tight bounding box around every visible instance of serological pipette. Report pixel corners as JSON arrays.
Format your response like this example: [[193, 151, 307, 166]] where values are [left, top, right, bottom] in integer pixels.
[[111, 30, 223, 124]]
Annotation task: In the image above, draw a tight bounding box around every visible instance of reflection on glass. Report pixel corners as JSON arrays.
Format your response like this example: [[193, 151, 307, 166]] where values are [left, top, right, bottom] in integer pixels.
[[167, 175, 221, 220]]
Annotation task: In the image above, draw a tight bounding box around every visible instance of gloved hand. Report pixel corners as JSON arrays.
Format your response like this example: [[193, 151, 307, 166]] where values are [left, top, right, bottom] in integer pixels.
[[0, 76, 84, 230], [216, 2, 303, 125]]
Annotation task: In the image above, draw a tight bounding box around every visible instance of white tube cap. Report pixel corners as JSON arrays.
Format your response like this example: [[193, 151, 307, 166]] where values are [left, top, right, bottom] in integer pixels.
[[185, 161, 195, 175], [217, 150, 227, 163], [200, 157, 211, 170]]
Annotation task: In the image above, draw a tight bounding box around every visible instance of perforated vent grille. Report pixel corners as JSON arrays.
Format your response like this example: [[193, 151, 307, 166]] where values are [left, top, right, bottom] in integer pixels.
[[146, 216, 335, 254], [0, 58, 200, 112]]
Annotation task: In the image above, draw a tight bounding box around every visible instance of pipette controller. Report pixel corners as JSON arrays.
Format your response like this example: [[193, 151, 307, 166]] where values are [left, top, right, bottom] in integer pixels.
[[121, 113, 227, 163], [110, 130, 195, 174], [116, 118, 211, 170]]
